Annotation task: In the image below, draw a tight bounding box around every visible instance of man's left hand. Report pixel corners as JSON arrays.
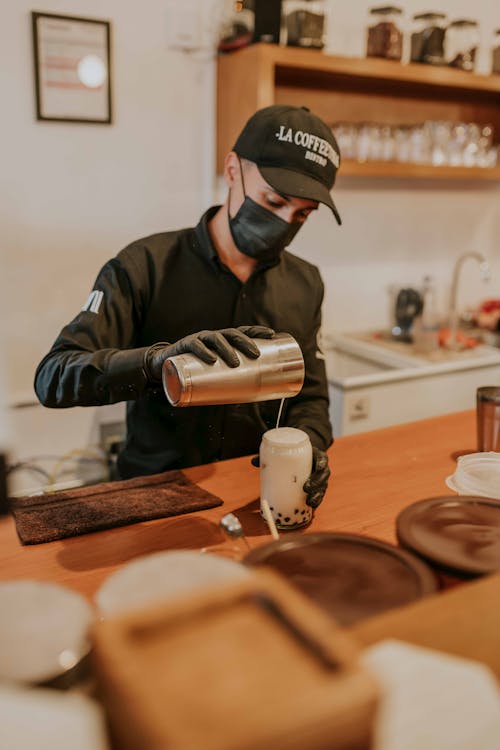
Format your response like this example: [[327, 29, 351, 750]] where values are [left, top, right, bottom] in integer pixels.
[[303, 447, 331, 509], [251, 446, 331, 508]]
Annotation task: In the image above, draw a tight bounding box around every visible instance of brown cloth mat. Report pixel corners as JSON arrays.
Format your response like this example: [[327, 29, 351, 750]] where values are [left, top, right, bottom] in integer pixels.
[[9, 470, 223, 545]]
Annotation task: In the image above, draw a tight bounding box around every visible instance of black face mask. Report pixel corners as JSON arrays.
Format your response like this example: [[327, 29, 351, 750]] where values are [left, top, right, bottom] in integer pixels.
[[228, 163, 303, 263]]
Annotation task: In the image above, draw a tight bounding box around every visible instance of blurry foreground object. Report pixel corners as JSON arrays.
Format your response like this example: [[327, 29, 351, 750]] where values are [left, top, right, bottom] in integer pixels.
[[92, 569, 379, 750], [0, 684, 109, 750], [95, 550, 251, 618], [0, 580, 93, 689], [363, 640, 500, 750], [245, 532, 437, 626], [350, 573, 500, 682]]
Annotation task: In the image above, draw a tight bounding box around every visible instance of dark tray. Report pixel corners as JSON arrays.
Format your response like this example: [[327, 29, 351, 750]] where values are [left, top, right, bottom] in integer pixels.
[[244, 532, 438, 626], [397, 495, 500, 577]]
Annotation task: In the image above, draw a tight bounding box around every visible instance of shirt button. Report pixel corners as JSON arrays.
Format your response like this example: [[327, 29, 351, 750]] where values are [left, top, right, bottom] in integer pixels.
[[241, 292, 246, 299]]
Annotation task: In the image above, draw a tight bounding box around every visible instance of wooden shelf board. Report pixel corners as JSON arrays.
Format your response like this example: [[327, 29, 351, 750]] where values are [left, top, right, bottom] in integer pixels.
[[246, 44, 500, 95], [216, 45, 500, 173], [338, 161, 500, 180]]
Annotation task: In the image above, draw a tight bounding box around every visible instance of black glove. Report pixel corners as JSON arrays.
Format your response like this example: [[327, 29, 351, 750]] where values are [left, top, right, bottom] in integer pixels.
[[303, 447, 331, 509], [251, 446, 331, 509], [144, 326, 275, 382]]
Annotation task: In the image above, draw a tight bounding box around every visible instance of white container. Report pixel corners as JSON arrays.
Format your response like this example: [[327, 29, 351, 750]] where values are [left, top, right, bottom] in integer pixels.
[[0, 580, 94, 686], [259, 427, 313, 530], [445, 451, 500, 500], [95, 551, 251, 617]]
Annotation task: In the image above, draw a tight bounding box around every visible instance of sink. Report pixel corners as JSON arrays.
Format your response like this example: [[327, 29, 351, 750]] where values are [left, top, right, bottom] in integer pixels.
[[324, 332, 500, 438], [324, 347, 398, 380], [350, 330, 500, 366], [325, 333, 425, 373]]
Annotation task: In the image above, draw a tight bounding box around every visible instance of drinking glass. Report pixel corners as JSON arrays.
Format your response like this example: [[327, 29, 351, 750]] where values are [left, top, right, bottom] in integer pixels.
[[394, 125, 411, 162], [448, 122, 468, 166], [425, 120, 451, 166], [409, 124, 431, 164], [476, 124, 494, 167], [477, 387, 500, 452], [463, 123, 480, 166]]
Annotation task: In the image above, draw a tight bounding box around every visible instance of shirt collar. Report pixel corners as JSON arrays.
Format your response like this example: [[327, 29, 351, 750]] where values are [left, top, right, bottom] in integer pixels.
[[194, 205, 282, 272], [194, 206, 220, 265]]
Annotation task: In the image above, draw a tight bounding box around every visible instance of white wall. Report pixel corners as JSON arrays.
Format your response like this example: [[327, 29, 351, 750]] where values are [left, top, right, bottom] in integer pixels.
[[2, 0, 500, 492], [1, 0, 219, 404], [292, 0, 500, 334], [1, 0, 219, 492]]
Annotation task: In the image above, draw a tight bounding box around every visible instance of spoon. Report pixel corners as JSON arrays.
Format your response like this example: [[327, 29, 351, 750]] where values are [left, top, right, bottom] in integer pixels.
[[220, 513, 251, 551]]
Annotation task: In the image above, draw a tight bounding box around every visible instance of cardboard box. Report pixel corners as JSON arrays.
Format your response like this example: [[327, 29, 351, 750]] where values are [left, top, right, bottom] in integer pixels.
[[92, 569, 379, 750]]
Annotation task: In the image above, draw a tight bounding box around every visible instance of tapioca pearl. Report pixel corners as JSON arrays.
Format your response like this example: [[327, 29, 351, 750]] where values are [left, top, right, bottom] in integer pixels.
[[284, 517, 290, 523], [294, 509, 299, 514]]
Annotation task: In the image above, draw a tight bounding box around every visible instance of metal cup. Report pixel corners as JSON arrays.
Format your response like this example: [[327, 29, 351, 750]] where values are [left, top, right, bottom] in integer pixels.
[[162, 332, 304, 407], [476, 386, 500, 452]]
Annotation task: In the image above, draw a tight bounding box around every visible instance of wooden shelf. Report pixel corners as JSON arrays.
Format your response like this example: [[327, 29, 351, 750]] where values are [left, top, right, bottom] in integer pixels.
[[339, 161, 500, 180], [233, 44, 500, 94], [217, 44, 500, 181]]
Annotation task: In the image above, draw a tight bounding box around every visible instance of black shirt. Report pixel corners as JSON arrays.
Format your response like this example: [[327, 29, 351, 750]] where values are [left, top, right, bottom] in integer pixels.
[[34, 207, 332, 477]]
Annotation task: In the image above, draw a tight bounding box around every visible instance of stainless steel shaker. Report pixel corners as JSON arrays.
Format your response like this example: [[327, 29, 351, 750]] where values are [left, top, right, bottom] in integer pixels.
[[162, 332, 304, 407]]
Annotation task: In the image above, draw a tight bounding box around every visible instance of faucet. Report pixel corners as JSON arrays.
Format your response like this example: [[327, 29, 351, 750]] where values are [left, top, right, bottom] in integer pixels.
[[448, 252, 491, 349]]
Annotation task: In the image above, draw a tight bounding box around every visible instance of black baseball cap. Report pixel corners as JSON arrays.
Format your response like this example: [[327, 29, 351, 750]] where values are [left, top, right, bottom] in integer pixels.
[[233, 105, 342, 225]]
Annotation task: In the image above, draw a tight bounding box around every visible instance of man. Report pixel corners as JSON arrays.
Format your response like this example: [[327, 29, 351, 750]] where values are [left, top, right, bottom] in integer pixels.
[[35, 105, 342, 508]]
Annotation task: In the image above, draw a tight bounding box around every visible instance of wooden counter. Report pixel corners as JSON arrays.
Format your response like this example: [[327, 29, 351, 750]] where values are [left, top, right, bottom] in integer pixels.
[[0, 410, 476, 602]]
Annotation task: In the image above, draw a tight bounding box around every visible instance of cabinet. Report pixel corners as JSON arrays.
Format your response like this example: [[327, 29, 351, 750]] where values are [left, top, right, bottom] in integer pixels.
[[217, 44, 500, 180], [324, 337, 500, 436]]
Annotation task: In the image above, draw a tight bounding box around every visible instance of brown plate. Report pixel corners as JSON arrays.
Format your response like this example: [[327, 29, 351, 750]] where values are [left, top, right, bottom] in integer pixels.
[[244, 532, 438, 626], [397, 495, 500, 577]]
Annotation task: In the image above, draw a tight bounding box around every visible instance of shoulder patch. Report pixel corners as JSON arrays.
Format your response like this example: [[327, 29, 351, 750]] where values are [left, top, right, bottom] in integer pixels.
[[82, 290, 104, 314]]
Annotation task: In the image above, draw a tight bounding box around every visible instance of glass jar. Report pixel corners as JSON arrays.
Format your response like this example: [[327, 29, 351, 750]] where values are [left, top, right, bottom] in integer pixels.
[[445, 19, 479, 72], [282, 0, 327, 49], [366, 6, 403, 61], [492, 29, 500, 74], [218, 1, 255, 53], [410, 12, 447, 65]]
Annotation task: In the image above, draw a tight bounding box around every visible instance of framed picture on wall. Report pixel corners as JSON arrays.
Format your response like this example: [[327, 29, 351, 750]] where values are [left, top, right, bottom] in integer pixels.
[[31, 11, 112, 124]]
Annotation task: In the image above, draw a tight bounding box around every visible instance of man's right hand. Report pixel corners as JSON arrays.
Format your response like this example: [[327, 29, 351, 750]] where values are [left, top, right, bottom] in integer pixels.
[[144, 326, 275, 382]]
